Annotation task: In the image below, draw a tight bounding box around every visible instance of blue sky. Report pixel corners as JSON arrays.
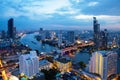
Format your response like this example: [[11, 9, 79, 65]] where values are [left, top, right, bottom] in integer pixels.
[[0, 0, 120, 31]]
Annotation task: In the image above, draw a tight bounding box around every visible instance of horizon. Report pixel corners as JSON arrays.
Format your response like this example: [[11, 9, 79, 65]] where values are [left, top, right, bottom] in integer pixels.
[[0, 0, 120, 31]]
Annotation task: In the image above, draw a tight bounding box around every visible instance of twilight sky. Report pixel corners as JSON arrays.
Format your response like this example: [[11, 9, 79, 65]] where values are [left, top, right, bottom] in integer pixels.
[[0, 0, 120, 31]]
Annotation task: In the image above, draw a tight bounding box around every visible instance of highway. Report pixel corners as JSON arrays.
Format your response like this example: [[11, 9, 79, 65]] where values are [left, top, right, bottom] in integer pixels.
[[72, 68, 101, 80], [62, 41, 94, 53]]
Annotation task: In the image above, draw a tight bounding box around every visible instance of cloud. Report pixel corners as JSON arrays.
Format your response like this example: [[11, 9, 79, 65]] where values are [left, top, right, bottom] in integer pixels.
[[88, 2, 99, 6], [73, 14, 120, 23], [0, 0, 120, 30], [0, 0, 75, 20], [3, 7, 21, 17], [82, 0, 120, 15], [22, 0, 71, 14], [49, 24, 89, 30], [72, 0, 84, 3], [96, 15, 120, 22], [74, 14, 93, 19], [102, 24, 120, 31]]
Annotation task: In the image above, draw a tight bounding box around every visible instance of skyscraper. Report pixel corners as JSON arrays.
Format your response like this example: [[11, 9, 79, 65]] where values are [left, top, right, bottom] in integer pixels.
[[1, 30, 6, 39], [93, 17, 100, 49], [13, 27, 16, 38], [67, 31, 75, 45], [89, 51, 117, 80], [100, 29, 108, 49], [19, 51, 39, 78], [8, 18, 15, 39], [39, 28, 43, 32], [119, 38, 120, 48], [58, 30, 62, 47], [50, 31, 56, 40], [39, 28, 46, 41]]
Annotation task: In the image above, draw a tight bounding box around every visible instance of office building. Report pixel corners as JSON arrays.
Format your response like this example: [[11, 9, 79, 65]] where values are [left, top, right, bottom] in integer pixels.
[[39, 30, 46, 41], [89, 51, 117, 80], [39, 28, 43, 32], [67, 31, 75, 45], [1, 30, 6, 39], [100, 29, 108, 49], [13, 27, 16, 38], [8, 18, 15, 39], [50, 31, 56, 40], [19, 51, 39, 78], [39, 60, 52, 71], [58, 31, 62, 47], [119, 38, 120, 47], [45, 30, 51, 39], [93, 17, 100, 49], [53, 58, 72, 72]]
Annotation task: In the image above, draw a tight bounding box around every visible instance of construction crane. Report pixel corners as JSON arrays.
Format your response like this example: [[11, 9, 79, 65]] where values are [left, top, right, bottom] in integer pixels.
[[0, 59, 17, 80]]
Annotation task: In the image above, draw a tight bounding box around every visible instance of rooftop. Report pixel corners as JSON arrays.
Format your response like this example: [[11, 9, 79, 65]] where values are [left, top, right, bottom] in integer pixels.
[[96, 50, 117, 57], [39, 60, 50, 65], [56, 58, 71, 63]]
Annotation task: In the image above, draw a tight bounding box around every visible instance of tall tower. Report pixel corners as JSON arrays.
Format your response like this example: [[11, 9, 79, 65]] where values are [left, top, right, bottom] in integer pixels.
[[1, 30, 6, 39], [67, 31, 75, 45], [19, 51, 39, 78], [8, 18, 14, 39], [100, 29, 108, 49], [39, 28, 46, 41], [103, 29, 108, 49], [58, 30, 62, 47], [93, 17, 100, 49], [89, 51, 117, 80], [13, 27, 16, 38]]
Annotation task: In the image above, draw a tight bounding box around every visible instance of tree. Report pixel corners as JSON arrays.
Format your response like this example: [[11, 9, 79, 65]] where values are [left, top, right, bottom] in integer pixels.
[[41, 68, 60, 80], [78, 61, 86, 69]]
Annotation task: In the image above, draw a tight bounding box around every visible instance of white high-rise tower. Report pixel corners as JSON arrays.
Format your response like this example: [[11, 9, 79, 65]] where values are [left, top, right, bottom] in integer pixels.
[[89, 51, 117, 80], [19, 51, 39, 78]]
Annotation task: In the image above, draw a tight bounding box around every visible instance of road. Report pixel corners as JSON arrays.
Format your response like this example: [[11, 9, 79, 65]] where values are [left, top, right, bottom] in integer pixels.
[[72, 68, 101, 80]]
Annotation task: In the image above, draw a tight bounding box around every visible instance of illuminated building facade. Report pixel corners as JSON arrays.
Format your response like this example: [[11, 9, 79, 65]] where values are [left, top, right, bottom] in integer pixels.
[[19, 51, 39, 78], [39, 60, 52, 71], [53, 58, 72, 72], [89, 51, 117, 80]]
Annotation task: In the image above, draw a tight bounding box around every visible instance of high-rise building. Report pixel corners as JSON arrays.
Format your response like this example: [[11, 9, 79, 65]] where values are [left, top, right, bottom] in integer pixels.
[[116, 48, 120, 74], [1, 30, 6, 39], [119, 38, 120, 48], [93, 17, 100, 49], [89, 51, 117, 80], [8, 18, 14, 39], [50, 31, 56, 40], [67, 31, 75, 45], [13, 27, 16, 38], [39, 29, 46, 41], [100, 29, 108, 49], [114, 34, 119, 47], [45, 30, 51, 39], [19, 51, 39, 78], [58, 31, 62, 47], [39, 28, 43, 32]]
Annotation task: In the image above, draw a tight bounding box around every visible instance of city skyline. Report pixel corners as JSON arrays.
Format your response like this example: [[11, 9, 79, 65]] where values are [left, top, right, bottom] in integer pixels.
[[0, 0, 120, 31]]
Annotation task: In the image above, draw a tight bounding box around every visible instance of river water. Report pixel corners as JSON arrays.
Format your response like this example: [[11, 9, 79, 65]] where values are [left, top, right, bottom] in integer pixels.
[[20, 33, 91, 64], [20, 33, 59, 53]]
